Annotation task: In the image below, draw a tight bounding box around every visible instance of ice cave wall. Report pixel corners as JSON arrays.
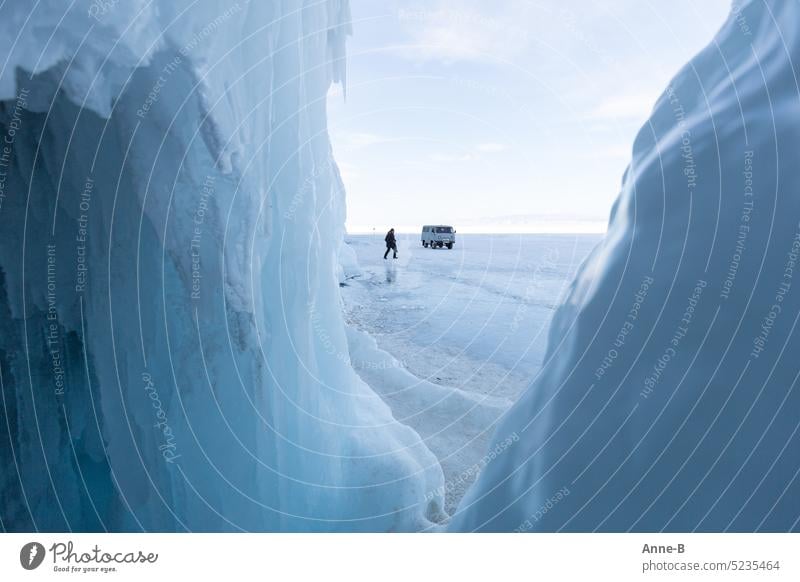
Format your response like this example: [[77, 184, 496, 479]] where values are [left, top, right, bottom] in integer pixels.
[[0, 0, 444, 532], [452, 0, 800, 532]]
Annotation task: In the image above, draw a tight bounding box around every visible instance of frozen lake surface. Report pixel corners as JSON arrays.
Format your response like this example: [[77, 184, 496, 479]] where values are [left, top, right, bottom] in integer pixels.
[[342, 233, 602, 513]]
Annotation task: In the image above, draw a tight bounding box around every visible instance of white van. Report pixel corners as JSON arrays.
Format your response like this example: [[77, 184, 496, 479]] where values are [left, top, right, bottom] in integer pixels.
[[421, 225, 456, 249]]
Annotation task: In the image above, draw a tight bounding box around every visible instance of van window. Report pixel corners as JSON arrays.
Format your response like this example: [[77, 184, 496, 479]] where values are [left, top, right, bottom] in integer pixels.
[[435, 227, 453, 233]]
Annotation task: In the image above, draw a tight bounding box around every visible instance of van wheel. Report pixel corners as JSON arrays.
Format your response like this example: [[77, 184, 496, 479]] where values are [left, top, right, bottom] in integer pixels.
[[447, 243, 453, 249], [423, 242, 428, 247]]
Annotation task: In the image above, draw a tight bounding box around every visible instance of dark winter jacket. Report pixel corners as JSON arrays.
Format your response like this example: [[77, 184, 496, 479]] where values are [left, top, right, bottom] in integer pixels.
[[385, 230, 396, 247]]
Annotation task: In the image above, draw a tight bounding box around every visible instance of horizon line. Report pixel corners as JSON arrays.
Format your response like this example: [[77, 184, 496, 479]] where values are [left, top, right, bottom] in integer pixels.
[[346, 223, 608, 235]]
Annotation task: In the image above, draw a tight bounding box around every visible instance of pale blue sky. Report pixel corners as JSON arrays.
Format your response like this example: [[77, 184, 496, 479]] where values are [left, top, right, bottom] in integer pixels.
[[329, 0, 731, 233]]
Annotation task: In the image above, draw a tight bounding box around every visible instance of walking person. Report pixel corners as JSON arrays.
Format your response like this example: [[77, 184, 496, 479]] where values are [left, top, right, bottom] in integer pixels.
[[383, 228, 398, 259]]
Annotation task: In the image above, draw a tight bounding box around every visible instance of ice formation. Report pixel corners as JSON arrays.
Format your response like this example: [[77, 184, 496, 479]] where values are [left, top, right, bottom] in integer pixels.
[[0, 0, 445, 532], [3, 0, 799, 534], [452, 0, 800, 532]]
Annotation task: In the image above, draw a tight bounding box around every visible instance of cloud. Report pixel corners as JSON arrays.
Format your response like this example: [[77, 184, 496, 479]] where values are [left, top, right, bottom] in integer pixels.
[[430, 142, 507, 162], [393, 0, 535, 62], [587, 91, 658, 122], [577, 143, 633, 164], [331, 130, 392, 151], [430, 152, 475, 163], [475, 142, 507, 153]]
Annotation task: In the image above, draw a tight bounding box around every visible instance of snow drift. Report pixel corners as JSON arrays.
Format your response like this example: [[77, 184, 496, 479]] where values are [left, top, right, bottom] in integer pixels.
[[0, 0, 445, 532], [452, 0, 800, 532]]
